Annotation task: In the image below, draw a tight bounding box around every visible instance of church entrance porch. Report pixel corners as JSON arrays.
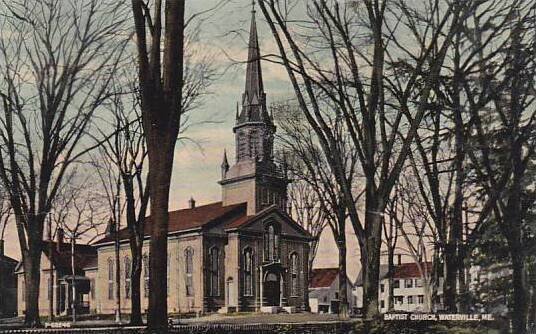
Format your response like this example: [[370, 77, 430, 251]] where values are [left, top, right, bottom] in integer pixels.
[[259, 263, 286, 313], [264, 272, 280, 306]]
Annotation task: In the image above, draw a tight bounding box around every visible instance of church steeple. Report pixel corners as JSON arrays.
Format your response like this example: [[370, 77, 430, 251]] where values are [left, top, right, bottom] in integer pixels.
[[221, 3, 287, 215], [234, 3, 275, 163], [236, 1, 271, 126], [243, 2, 263, 109]]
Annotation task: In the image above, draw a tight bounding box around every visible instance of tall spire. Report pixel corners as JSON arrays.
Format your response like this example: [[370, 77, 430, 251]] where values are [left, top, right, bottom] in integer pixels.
[[244, 0, 263, 103], [237, 0, 268, 124]]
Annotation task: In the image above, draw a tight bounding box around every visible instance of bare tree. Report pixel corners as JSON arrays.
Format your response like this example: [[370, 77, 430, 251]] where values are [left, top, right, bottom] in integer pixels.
[[93, 19, 217, 323], [258, 0, 466, 319], [52, 174, 107, 322], [286, 175, 326, 279], [389, 177, 441, 312], [0, 186, 11, 243], [93, 76, 148, 324], [460, 6, 536, 332], [129, 0, 188, 329], [0, 0, 127, 326], [274, 102, 360, 317]]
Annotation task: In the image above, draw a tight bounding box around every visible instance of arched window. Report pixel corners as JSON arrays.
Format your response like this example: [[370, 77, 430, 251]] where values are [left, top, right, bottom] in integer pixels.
[[243, 248, 253, 296], [290, 253, 299, 296], [185, 247, 194, 297], [124, 257, 131, 299], [264, 224, 279, 261], [107, 258, 114, 300], [143, 254, 149, 298], [209, 247, 220, 296]]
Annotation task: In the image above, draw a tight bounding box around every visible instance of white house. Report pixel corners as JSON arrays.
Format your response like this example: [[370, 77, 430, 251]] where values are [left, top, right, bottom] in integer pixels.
[[353, 262, 441, 313], [309, 268, 354, 314]]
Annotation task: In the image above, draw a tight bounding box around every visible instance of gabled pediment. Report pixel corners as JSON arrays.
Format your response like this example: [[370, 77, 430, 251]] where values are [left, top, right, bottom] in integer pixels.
[[224, 205, 311, 239]]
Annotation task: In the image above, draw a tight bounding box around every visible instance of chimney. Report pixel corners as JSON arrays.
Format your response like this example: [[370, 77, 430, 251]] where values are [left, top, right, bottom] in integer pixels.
[[0, 239, 4, 257], [397, 254, 402, 265], [188, 197, 196, 209], [56, 228, 64, 252]]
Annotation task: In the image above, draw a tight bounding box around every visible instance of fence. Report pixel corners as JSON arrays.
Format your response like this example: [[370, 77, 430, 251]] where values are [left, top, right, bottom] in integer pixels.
[[0, 321, 356, 334]]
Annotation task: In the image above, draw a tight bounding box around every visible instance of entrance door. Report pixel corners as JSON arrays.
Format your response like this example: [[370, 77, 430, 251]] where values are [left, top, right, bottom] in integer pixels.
[[226, 278, 237, 307], [264, 272, 280, 306]]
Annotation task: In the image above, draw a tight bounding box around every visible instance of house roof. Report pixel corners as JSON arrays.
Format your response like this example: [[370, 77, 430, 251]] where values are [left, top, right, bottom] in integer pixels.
[[354, 262, 434, 286], [16, 241, 97, 274], [310, 268, 339, 288], [42, 241, 97, 273], [393, 262, 433, 279]]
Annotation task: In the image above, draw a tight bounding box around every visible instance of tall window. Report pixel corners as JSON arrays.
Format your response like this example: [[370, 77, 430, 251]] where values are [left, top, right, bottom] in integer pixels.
[[47, 277, 51, 300], [107, 258, 114, 300], [264, 224, 279, 261], [124, 257, 131, 299], [290, 253, 299, 296], [90, 278, 95, 299], [209, 247, 220, 296], [167, 255, 170, 296], [243, 248, 253, 296], [143, 254, 149, 297], [185, 247, 194, 297]]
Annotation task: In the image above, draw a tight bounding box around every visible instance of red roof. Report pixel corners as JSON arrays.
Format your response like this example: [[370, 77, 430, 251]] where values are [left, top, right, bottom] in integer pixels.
[[93, 201, 247, 245], [310, 268, 339, 288], [393, 262, 433, 279]]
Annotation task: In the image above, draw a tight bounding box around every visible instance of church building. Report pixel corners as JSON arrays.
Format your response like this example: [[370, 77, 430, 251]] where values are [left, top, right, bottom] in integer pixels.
[[92, 6, 311, 315]]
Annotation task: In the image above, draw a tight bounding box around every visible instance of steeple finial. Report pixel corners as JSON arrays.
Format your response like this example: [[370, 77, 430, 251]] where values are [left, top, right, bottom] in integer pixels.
[[252, 0, 256, 13], [221, 149, 230, 178]]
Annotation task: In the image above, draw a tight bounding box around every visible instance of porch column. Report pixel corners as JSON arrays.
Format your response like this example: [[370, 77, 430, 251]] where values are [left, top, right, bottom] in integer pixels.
[[279, 274, 284, 307], [259, 266, 263, 309]]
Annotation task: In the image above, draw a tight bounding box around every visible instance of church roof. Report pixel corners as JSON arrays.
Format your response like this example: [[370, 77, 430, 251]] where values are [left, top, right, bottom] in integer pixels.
[[93, 201, 247, 245], [93, 202, 310, 246]]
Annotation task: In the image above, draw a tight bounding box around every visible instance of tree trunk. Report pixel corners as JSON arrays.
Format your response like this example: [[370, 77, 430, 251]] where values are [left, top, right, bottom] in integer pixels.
[[387, 244, 395, 311], [431, 249, 441, 312], [510, 250, 528, 334], [23, 240, 42, 327], [147, 143, 173, 332], [337, 237, 349, 318], [443, 236, 457, 312], [528, 283, 536, 329], [129, 236, 143, 325], [303, 244, 311, 312], [362, 206, 383, 320]]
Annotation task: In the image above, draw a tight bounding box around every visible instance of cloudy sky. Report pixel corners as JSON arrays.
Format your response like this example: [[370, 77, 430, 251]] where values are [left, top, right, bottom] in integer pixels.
[[3, 0, 363, 280]]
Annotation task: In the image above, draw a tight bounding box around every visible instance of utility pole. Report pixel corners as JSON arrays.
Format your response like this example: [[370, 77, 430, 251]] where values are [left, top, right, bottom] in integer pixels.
[[114, 186, 122, 323], [48, 212, 54, 321], [70, 232, 76, 323]]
